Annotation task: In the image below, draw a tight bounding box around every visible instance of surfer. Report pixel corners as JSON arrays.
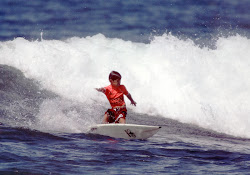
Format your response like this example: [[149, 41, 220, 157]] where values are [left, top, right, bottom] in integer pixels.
[[96, 71, 136, 124]]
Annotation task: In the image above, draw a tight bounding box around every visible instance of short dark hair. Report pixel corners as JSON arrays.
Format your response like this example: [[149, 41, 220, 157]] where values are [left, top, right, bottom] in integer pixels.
[[109, 71, 122, 80]]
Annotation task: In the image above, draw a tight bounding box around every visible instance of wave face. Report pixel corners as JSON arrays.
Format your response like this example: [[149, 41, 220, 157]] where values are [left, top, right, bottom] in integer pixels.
[[0, 33, 250, 137]]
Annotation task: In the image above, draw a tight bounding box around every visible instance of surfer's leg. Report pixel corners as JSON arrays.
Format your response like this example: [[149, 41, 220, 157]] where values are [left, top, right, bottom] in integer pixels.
[[116, 109, 127, 123], [119, 117, 126, 123], [102, 113, 109, 124]]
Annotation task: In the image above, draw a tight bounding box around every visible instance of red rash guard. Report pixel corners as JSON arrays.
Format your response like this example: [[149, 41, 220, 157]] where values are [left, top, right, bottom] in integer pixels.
[[104, 85, 129, 108]]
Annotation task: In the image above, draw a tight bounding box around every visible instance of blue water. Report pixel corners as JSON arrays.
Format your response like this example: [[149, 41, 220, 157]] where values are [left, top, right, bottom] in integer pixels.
[[1, 0, 249, 45], [1, 0, 250, 174]]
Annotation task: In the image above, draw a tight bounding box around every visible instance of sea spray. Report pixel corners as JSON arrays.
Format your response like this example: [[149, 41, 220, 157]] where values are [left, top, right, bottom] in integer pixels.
[[0, 33, 249, 137]]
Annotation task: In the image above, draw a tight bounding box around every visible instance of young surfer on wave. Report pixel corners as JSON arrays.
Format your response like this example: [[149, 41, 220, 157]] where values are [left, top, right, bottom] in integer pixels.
[[96, 71, 136, 124]]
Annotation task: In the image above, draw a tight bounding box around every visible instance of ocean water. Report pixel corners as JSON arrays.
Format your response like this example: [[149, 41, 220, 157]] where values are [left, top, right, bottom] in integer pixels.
[[1, 0, 250, 174]]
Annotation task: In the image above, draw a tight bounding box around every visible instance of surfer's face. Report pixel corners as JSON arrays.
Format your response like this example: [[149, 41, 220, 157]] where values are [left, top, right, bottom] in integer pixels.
[[110, 79, 121, 87]]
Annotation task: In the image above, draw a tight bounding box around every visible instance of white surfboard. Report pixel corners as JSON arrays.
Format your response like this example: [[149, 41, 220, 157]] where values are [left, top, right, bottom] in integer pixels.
[[87, 124, 161, 140]]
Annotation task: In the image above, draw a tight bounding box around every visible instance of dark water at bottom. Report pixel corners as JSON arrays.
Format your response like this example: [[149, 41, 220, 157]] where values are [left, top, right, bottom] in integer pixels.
[[1, 114, 250, 175]]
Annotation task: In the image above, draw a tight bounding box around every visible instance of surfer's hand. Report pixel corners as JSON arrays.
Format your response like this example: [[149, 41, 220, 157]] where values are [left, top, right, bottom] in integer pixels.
[[95, 88, 105, 93], [126, 93, 136, 106], [131, 101, 137, 106]]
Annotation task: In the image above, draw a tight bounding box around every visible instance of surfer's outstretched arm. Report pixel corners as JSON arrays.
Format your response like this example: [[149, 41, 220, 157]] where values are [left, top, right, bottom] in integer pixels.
[[95, 88, 105, 93], [126, 93, 137, 106]]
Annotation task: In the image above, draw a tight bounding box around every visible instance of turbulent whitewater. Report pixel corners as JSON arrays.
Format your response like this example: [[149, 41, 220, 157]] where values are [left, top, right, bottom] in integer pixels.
[[1, 33, 249, 138]]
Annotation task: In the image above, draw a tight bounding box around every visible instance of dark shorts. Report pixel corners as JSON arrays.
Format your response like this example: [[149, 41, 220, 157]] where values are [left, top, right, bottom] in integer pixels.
[[105, 108, 127, 123]]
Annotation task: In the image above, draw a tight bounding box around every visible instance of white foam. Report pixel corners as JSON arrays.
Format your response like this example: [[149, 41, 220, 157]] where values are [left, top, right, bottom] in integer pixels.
[[0, 33, 250, 137], [32, 98, 99, 133]]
